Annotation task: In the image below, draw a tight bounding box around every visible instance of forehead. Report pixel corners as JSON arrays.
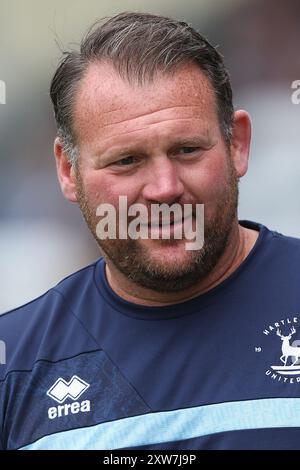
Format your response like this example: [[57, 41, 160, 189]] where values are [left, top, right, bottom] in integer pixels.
[[73, 61, 218, 146]]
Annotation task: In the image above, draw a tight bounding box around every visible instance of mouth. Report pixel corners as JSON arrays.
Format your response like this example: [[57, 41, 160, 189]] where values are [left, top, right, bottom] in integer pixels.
[[149, 220, 177, 228], [147, 214, 193, 228]]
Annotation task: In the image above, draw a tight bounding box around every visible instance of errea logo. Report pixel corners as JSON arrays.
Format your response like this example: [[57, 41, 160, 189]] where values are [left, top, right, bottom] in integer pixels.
[[47, 376, 89, 403], [47, 376, 91, 420]]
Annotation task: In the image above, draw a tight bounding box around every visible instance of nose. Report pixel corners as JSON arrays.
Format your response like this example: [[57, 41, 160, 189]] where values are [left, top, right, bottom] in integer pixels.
[[141, 157, 185, 204]]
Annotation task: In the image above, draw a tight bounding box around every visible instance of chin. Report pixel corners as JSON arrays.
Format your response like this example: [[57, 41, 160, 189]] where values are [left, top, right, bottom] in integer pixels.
[[141, 238, 195, 266]]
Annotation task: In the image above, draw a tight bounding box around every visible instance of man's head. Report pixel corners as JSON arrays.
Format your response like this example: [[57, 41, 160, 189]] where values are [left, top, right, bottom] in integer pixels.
[[51, 12, 251, 293], [51, 12, 234, 164]]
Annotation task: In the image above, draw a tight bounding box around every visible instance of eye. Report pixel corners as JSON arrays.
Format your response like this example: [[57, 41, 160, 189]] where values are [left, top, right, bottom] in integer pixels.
[[114, 156, 137, 166], [178, 147, 200, 155]]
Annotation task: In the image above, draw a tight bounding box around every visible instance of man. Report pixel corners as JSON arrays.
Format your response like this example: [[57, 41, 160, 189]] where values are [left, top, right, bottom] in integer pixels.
[[1, 11, 300, 450]]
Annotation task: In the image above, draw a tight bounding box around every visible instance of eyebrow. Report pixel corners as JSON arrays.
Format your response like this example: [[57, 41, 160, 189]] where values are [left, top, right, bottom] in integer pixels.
[[170, 136, 213, 149], [94, 134, 214, 166]]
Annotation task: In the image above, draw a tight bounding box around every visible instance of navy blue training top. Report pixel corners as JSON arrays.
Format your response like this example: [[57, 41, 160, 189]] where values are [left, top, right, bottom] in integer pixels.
[[1, 220, 300, 450]]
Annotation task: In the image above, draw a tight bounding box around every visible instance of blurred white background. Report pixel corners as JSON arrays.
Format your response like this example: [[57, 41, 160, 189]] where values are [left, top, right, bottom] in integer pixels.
[[0, 0, 299, 312]]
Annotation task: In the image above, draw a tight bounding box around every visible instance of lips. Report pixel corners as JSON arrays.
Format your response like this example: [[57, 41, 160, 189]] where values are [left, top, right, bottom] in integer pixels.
[[139, 218, 175, 228], [150, 214, 193, 227], [149, 219, 177, 228]]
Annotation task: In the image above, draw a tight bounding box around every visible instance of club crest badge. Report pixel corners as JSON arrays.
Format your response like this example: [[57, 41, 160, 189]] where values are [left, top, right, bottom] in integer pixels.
[[256, 316, 300, 384]]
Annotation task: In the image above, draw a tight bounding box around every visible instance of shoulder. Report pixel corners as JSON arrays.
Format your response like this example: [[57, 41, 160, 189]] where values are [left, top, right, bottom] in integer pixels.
[[251, 224, 300, 291], [268, 227, 300, 255], [242, 220, 300, 257], [0, 259, 101, 380]]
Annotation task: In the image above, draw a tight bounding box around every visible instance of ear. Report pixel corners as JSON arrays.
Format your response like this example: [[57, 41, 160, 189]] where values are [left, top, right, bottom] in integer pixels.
[[54, 137, 77, 202], [230, 110, 251, 178]]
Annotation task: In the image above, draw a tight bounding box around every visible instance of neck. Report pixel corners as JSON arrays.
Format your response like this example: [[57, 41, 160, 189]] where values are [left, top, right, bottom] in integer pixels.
[[104, 222, 259, 307]]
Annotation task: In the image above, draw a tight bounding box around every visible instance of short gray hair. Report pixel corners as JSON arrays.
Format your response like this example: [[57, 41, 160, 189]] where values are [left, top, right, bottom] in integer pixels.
[[50, 11, 234, 166]]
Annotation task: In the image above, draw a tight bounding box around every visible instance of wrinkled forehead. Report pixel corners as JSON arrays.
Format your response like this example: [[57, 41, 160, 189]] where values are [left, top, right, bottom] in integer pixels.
[[73, 61, 218, 145]]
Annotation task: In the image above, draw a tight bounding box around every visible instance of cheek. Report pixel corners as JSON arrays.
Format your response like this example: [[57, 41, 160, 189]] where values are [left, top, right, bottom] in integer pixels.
[[82, 171, 140, 207], [184, 157, 229, 202]]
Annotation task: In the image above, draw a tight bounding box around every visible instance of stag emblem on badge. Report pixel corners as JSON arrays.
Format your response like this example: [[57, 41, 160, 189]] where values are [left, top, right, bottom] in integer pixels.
[[271, 327, 300, 376]]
